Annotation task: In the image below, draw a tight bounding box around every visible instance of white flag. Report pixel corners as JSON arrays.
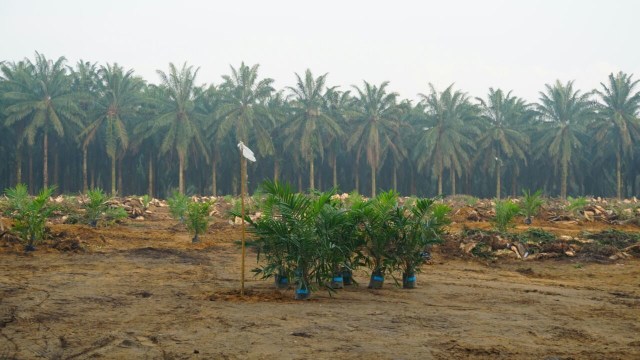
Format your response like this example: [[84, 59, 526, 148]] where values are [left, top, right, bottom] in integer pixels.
[[237, 142, 256, 162]]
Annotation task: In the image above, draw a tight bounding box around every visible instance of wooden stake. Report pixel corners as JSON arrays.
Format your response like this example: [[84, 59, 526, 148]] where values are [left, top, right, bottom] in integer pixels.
[[240, 153, 246, 296]]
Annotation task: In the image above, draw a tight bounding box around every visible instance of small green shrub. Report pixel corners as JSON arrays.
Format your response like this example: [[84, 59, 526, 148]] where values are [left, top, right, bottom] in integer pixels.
[[523, 227, 556, 244], [471, 242, 495, 258], [168, 191, 189, 222], [186, 201, 212, 243], [4, 184, 57, 250], [492, 199, 520, 233]]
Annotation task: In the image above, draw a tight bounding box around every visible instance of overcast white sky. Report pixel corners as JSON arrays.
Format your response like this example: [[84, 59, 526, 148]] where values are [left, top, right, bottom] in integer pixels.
[[2, 0, 639, 102]]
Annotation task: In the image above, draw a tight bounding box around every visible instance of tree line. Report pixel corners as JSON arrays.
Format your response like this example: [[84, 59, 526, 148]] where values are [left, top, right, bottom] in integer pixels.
[[1, 52, 640, 199]]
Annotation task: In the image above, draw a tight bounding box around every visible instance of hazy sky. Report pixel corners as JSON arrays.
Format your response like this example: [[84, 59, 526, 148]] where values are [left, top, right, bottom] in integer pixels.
[[2, 0, 639, 102]]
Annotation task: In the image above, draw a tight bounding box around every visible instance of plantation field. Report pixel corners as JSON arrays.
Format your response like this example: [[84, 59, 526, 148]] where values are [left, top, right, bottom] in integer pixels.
[[1, 204, 639, 359]]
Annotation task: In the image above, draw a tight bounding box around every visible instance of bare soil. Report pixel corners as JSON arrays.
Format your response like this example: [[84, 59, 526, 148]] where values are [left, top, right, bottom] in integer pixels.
[[1, 207, 640, 359]]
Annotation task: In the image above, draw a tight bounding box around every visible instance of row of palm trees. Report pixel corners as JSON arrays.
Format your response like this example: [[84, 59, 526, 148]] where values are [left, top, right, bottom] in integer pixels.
[[2, 52, 640, 199]]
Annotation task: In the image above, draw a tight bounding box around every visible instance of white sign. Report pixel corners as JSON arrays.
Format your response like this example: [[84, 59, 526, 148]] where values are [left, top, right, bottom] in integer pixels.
[[237, 142, 256, 162]]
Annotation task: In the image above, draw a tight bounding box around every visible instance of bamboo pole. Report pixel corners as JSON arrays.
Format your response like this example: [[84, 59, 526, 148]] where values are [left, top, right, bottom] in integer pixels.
[[240, 153, 246, 296]]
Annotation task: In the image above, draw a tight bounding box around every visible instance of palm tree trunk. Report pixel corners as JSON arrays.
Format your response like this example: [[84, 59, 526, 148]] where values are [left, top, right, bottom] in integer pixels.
[[211, 157, 217, 196], [465, 170, 471, 195], [496, 162, 501, 200], [309, 159, 315, 190], [451, 169, 456, 196], [29, 149, 34, 192], [298, 173, 302, 193], [438, 165, 443, 196], [148, 156, 154, 197], [355, 170, 360, 194], [511, 170, 517, 197], [392, 163, 397, 192], [82, 146, 88, 193], [54, 151, 59, 189], [111, 156, 116, 195], [179, 153, 185, 194], [410, 169, 416, 195], [90, 166, 95, 190], [273, 158, 279, 182], [371, 162, 376, 197], [118, 158, 123, 195], [616, 152, 622, 199], [16, 147, 22, 185], [43, 133, 48, 189], [332, 154, 337, 189], [561, 161, 568, 199]]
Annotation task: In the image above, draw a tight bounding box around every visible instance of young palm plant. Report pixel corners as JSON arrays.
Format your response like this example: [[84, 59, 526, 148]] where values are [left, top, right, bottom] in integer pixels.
[[521, 189, 544, 225], [394, 198, 450, 288], [84, 188, 127, 227], [314, 199, 359, 289], [357, 190, 402, 289], [186, 200, 212, 243], [168, 191, 189, 223], [246, 181, 321, 299], [4, 184, 57, 251], [493, 199, 521, 233]]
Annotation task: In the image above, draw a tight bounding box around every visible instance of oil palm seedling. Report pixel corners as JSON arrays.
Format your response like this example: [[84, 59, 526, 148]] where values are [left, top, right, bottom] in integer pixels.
[[566, 196, 588, 217], [168, 191, 189, 223], [186, 200, 212, 243], [83, 188, 127, 227], [492, 199, 520, 233], [4, 184, 57, 251], [521, 189, 544, 225], [245, 180, 351, 299], [246, 181, 318, 299], [314, 198, 359, 289], [394, 198, 450, 288], [357, 190, 402, 289]]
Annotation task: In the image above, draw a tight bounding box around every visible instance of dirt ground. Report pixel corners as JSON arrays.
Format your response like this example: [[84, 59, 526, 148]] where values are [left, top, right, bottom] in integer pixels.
[[1, 208, 640, 359]]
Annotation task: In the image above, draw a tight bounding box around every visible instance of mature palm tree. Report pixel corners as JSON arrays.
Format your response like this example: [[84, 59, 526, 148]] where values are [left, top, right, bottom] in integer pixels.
[[135, 63, 207, 194], [265, 90, 288, 183], [198, 84, 223, 196], [216, 62, 275, 194], [70, 60, 99, 192], [324, 88, 353, 189], [79, 63, 144, 195], [0, 60, 28, 185], [2, 53, 82, 189], [284, 69, 343, 190], [415, 84, 478, 195], [536, 80, 594, 199], [592, 72, 640, 198], [476, 88, 530, 199], [387, 99, 412, 192], [348, 81, 399, 197]]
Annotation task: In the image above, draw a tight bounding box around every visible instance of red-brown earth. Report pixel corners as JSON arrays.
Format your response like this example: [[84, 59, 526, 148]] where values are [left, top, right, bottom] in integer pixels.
[[1, 203, 639, 359]]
